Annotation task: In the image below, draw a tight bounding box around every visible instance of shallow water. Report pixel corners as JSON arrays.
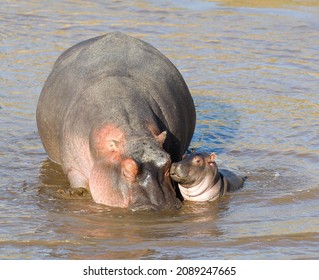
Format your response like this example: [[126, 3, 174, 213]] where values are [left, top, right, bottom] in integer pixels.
[[1, 0, 319, 259]]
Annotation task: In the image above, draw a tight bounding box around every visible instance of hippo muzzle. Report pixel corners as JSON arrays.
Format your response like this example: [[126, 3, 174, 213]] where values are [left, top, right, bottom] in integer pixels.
[[89, 151, 182, 211], [129, 161, 182, 211], [170, 162, 192, 183], [170, 153, 218, 188]]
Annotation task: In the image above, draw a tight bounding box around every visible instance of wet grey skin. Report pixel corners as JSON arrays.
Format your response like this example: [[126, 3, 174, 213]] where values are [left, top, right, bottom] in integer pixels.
[[37, 32, 196, 211], [170, 152, 245, 202]]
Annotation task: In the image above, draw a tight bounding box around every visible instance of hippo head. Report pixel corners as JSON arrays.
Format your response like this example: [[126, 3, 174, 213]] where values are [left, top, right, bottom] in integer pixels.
[[88, 124, 182, 211], [170, 152, 219, 188], [170, 153, 224, 202]]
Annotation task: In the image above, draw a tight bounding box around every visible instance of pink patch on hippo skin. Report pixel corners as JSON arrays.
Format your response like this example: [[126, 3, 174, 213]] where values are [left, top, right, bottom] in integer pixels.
[[90, 124, 126, 162], [89, 160, 131, 208]]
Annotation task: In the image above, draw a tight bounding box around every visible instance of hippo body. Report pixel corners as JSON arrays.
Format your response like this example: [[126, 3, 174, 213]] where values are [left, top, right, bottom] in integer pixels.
[[170, 152, 244, 202], [36, 32, 196, 210]]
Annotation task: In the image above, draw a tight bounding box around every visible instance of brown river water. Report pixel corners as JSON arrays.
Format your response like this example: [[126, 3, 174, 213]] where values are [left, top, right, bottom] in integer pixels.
[[1, 0, 319, 259]]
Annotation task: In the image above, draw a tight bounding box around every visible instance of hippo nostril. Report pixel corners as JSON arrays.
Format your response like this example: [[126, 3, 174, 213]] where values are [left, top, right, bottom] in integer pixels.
[[176, 163, 184, 171], [171, 163, 183, 175], [170, 163, 178, 173]]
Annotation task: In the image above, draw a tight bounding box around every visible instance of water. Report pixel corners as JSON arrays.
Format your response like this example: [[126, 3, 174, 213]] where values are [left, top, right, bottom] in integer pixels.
[[1, 0, 319, 259]]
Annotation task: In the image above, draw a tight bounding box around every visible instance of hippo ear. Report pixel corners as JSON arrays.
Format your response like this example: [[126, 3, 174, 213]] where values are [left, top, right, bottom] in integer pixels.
[[210, 153, 217, 162], [148, 124, 167, 146], [108, 140, 120, 152], [121, 158, 139, 183], [155, 131, 167, 146]]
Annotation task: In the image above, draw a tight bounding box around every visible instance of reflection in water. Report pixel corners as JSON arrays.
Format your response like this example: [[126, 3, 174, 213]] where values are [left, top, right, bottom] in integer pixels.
[[35, 160, 227, 259], [1, 0, 319, 259], [39, 159, 69, 188]]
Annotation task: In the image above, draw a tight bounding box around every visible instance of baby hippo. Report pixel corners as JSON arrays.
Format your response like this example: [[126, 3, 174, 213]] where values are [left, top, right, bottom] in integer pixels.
[[170, 152, 245, 202]]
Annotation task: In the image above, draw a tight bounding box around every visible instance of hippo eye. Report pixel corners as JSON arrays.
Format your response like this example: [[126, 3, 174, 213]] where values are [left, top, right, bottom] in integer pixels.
[[193, 156, 203, 166]]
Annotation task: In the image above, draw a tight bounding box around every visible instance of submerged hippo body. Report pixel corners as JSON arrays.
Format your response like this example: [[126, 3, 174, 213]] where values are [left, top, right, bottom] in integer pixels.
[[170, 152, 244, 202], [36, 32, 196, 210]]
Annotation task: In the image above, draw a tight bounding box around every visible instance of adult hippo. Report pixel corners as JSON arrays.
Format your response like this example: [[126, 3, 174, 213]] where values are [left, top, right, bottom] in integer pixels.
[[170, 152, 245, 202], [36, 32, 196, 211]]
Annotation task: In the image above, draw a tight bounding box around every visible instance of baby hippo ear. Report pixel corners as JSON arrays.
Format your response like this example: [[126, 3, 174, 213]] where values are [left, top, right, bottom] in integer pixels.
[[210, 153, 217, 162], [121, 158, 139, 183]]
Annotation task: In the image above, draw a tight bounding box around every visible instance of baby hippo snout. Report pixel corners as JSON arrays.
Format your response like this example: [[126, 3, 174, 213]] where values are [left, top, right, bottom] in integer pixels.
[[170, 162, 189, 181]]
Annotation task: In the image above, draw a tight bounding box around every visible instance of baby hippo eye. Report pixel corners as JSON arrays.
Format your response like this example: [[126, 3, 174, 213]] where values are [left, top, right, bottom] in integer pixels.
[[192, 156, 203, 166]]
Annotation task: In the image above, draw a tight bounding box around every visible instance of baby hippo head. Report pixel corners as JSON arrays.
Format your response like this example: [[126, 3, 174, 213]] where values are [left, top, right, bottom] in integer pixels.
[[170, 152, 218, 188]]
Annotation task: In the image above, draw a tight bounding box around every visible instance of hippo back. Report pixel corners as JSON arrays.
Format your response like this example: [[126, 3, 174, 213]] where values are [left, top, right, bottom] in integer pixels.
[[36, 32, 195, 163]]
